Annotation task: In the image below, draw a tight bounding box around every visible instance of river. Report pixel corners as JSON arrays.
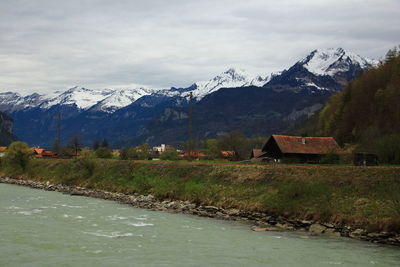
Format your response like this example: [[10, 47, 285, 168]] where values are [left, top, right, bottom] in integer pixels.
[[0, 183, 399, 266]]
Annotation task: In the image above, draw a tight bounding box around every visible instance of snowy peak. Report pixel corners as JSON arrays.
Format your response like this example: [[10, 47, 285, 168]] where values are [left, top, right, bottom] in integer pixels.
[[191, 68, 270, 99], [0, 91, 47, 111], [300, 48, 378, 76], [91, 88, 154, 113], [41, 86, 115, 109]]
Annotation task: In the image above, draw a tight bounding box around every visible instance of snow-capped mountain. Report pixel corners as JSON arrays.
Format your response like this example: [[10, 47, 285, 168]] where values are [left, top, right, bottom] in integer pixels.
[[1, 48, 375, 113], [40, 86, 115, 110], [300, 48, 378, 76], [266, 47, 378, 93], [188, 68, 270, 99], [0, 68, 271, 113], [0, 92, 47, 111], [90, 88, 156, 113]]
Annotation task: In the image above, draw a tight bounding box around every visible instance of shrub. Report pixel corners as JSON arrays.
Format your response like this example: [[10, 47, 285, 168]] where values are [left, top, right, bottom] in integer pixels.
[[4, 141, 32, 171], [263, 180, 331, 217], [160, 150, 180, 161], [375, 134, 400, 164], [126, 144, 151, 160], [74, 148, 96, 177], [95, 147, 112, 159], [119, 148, 129, 160]]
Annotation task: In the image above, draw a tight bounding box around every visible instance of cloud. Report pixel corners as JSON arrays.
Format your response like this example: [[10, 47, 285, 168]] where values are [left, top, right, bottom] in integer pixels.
[[0, 0, 399, 95]]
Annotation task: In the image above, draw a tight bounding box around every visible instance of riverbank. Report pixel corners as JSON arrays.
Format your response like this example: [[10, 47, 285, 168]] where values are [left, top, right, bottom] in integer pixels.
[[0, 161, 400, 249], [1, 159, 400, 246]]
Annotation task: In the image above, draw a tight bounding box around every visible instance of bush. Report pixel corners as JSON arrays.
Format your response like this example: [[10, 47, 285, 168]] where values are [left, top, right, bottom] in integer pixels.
[[4, 141, 32, 171], [357, 134, 400, 164], [74, 148, 96, 177], [95, 147, 112, 159], [119, 148, 129, 160], [263, 180, 331, 217], [160, 150, 180, 161], [375, 134, 400, 164], [125, 144, 151, 160]]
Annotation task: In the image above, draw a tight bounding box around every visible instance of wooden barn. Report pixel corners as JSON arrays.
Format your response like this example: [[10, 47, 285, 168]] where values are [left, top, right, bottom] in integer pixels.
[[262, 135, 341, 163]]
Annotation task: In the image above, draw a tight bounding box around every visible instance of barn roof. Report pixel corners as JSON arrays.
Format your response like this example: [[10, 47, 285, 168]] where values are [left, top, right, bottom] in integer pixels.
[[251, 149, 264, 158], [269, 135, 340, 155]]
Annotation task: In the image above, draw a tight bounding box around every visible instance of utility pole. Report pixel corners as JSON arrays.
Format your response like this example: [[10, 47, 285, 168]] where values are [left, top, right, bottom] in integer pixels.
[[53, 112, 61, 154], [187, 92, 193, 161]]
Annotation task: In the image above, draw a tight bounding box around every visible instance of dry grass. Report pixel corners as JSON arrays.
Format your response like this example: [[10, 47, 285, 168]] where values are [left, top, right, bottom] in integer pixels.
[[2, 159, 400, 232]]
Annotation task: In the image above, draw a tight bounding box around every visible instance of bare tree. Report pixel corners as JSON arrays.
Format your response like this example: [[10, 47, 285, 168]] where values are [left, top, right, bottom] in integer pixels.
[[68, 134, 84, 157]]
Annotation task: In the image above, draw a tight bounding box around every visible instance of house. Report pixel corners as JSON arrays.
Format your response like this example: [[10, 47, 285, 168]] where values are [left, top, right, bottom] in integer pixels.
[[152, 144, 166, 155], [180, 150, 206, 160], [33, 148, 57, 158], [41, 150, 57, 158], [262, 135, 341, 163], [249, 149, 272, 162], [33, 148, 45, 157], [0, 146, 7, 157], [220, 150, 235, 160]]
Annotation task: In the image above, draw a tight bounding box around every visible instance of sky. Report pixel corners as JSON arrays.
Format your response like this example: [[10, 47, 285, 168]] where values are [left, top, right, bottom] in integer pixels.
[[1, 0, 399, 95]]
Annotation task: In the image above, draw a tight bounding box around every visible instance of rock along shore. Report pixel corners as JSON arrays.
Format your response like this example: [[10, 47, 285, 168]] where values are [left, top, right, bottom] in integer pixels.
[[1, 176, 399, 246]]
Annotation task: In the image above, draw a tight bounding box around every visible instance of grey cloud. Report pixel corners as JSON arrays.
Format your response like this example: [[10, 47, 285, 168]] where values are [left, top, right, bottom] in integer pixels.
[[0, 0, 399, 95]]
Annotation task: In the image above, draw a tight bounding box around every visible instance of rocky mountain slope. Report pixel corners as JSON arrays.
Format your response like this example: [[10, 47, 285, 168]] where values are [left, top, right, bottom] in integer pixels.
[[0, 112, 17, 146]]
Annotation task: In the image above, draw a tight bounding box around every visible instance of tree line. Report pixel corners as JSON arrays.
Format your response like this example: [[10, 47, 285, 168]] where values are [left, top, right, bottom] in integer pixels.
[[316, 46, 400, 163]]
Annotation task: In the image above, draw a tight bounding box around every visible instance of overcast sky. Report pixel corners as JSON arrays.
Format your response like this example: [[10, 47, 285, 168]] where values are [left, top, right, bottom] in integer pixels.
[[1, 0, 399, 95]]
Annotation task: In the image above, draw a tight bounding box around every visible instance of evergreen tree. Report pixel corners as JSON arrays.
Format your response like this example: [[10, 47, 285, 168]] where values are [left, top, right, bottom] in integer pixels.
[[101, 138, 109, 148], [93, 137, 100, 151]]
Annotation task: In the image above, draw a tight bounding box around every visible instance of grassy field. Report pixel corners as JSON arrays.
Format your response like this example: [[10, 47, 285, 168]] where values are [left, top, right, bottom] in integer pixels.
[[2, 158, 400, 232]]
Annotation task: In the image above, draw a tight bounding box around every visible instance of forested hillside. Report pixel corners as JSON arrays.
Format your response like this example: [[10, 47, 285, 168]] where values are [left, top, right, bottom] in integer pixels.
[[317, 47, 400, 163]]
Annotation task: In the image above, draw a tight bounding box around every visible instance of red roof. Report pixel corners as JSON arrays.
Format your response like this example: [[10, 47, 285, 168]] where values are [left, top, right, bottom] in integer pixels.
[[221, 151, 235, 157], [42, 150, 57, 157], [34, 148, 45, 155], [0, 146, 7, 152], [181, 151, 206, 158], [251, 149, 264, 158], [271, 135, 340, 155]]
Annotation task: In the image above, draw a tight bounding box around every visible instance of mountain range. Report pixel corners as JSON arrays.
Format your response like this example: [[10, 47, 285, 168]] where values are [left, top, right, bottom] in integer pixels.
[[0, 48, 378, 148]]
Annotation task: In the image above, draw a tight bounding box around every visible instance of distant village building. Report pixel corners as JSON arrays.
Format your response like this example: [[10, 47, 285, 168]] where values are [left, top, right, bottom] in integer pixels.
[[33, 148, 57, 158], [180, 150, 206, 160], [220, 151, 235, 160], [152, 144, 166, 154], [261, 135, 341, 163]]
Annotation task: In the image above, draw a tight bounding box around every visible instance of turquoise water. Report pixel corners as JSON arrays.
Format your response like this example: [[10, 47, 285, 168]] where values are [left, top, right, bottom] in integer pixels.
[[1, 183, 399, 266]]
